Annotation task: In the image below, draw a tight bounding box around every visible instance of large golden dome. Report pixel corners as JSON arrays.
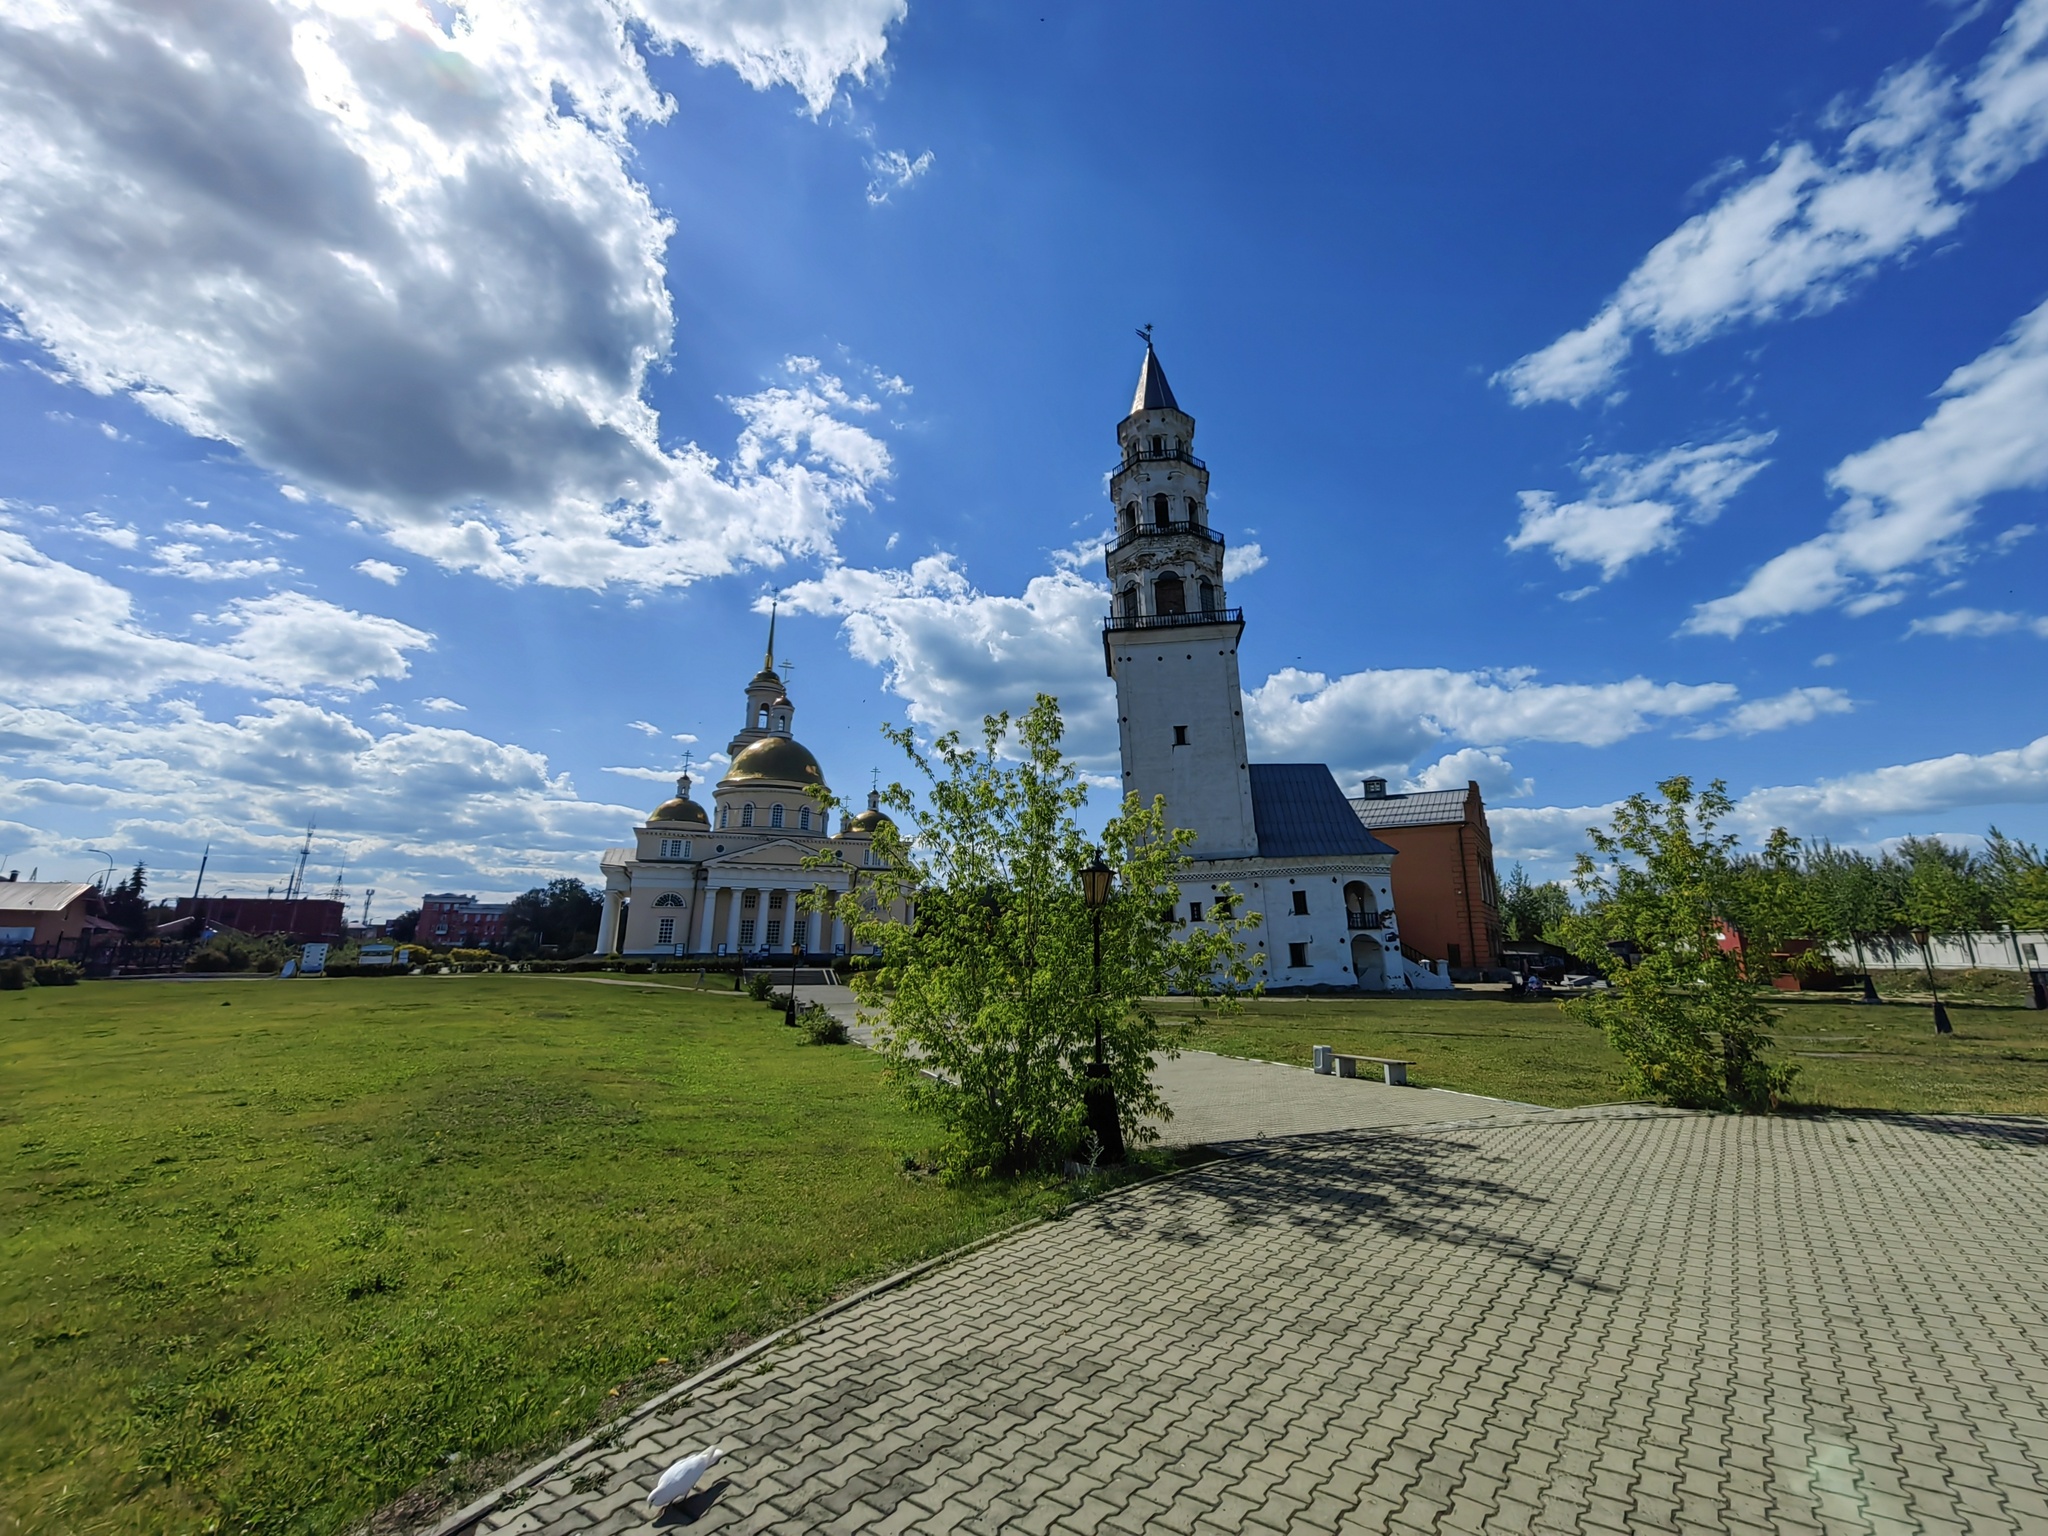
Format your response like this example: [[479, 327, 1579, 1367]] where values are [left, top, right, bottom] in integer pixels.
[[722, 735, 826, 788]]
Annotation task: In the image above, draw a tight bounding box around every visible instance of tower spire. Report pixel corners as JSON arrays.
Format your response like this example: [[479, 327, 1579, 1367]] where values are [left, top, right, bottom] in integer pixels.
[[763, 598, 778, 673], [1131, 331, 1180, 415]]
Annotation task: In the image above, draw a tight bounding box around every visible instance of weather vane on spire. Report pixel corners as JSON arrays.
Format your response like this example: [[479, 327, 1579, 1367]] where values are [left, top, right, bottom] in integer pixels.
[[1136, 322, 1154, 347]]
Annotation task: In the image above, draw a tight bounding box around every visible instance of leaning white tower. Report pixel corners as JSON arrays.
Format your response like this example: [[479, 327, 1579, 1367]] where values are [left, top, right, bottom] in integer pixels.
[[1103, 340, 1259, 860]]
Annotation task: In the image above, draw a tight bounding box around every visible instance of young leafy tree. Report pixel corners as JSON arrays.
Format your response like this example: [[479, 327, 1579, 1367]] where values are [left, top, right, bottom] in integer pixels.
[[810, 694, 1262, 1177], [1717, 828, 1826, 984], [1984, 828, 2048, 931], [1563, 777, 1794, 1112]]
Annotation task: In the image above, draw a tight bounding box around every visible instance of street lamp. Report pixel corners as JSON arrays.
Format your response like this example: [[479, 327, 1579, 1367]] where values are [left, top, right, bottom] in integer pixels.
[[1910, 927, 1953, 1035], [787, 929, 803, 1027], [1079, 851, 1125, 1165]]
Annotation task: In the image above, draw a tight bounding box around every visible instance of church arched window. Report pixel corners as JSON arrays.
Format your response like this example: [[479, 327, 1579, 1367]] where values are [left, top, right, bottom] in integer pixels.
[[1199, 578, 1216, 614], [757, 707, 768, 728], [653, 892, 685, 908], [1154, 572, 1186, 616], [1152, 494, 1170, 528], [741, 803, 755, 827], [770, 804, 784, 828], [799, 806, 812, 831], [718, 806, 728, 829]]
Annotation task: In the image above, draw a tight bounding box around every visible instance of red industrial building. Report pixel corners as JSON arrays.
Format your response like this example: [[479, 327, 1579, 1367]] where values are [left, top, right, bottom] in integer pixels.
[[420, 893, 511, 949]]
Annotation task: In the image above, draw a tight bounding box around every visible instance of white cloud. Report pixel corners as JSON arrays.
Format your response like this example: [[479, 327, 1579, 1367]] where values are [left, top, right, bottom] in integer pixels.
[[0, 0, 904, 593], [1507, 432, 1776, 578], [1222, 541, 1267, 581], [0, 696, 634, 903], [78, 513, 139, 549], [0, 530, 430, 704], [1498, 4, 2048, 405], [354, 558, 406, 585], [1907, 606, 2048, 636], [627, 719, 664, 736], [1243, 666, 1739, 780], [1406, 747, 1532, 800], [165, 520, 259, 545], [602, 765, 679, 782], [865, 146, 934, 204], [1684, 685, 1854, 738], [147, 542, 287, 582], [1737, 731, 2048, 834], [1687, 294, 2048, 634], [419, 696, 465, 713], [778, 553, 1119, 764]]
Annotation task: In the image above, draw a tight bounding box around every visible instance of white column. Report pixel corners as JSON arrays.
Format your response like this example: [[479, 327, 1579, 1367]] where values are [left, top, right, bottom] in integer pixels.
[[724, 885, 743, 954], [695, 886, 719, 955], [596, 889, 622, 955]]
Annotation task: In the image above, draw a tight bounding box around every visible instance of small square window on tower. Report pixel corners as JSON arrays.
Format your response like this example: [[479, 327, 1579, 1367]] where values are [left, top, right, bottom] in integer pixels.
[[1291, 890, 1309, 915], [1173, 725, 1188, 745], [1288, 942, 1309, 968]]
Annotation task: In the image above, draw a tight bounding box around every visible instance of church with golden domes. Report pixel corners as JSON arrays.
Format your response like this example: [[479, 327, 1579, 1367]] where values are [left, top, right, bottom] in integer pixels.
[[594, 614, 897, 958]]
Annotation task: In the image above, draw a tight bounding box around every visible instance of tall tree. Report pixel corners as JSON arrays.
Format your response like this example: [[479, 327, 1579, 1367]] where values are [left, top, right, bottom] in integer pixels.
[[816, 695, 1262, 1177], [1984, 828, 2048, 931], [504, 879, 602, 958], [1564, 778, 1794, 1112], [1499, 863, 1573, 944], [100, 863, 151, 938]]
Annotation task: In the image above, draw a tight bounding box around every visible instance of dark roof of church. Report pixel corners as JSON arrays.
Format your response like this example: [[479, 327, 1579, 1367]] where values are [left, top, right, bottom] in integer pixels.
[[1248, 764, 1397, 859], [1130, 344, 1180, 414]]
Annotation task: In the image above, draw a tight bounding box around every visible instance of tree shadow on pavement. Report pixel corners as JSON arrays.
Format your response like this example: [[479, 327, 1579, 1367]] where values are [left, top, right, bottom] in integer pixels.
[[1787, 1108, 2048, 1147], [1088, 1126, 1613, 1291]]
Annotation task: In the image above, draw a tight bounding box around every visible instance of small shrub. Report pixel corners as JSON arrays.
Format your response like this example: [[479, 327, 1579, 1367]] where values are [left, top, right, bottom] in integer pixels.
[[447, 948, 495, 964], [0, 957, 35, 990], [32, 961, 81, 987], [745, 971, 775, 1003], [800, 1004, 850, 1046]]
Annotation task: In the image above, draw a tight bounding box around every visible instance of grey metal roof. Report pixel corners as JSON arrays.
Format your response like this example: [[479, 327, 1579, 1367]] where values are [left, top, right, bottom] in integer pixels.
[[1348, 787, 1471, 829], [1130, 344, 1181, 414], [1248, 765, 1397, 859]]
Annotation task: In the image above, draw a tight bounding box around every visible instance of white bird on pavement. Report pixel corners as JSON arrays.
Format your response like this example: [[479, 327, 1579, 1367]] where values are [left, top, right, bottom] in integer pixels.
[[647, 1445, 724, 1511]]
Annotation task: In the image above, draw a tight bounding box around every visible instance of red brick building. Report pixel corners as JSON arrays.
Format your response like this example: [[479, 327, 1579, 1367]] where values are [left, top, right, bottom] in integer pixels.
[[420, 893, 510, 950], [1348, 778, 1504, 975]]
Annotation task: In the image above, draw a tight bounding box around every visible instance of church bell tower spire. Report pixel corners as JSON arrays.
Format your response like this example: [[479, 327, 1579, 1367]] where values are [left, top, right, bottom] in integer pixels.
[[1103, 338, 1258, 860]]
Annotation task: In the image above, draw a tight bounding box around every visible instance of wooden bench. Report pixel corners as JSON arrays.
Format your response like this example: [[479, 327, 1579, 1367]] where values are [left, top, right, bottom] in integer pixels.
[[1313, 1045, 1414, 1086]]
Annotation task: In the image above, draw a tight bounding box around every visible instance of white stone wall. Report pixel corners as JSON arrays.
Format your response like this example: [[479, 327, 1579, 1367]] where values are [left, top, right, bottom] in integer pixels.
[[1110, 628, 1259, 860], [1828, 931, 2048, 972], [1177, 856, 1410, 989]]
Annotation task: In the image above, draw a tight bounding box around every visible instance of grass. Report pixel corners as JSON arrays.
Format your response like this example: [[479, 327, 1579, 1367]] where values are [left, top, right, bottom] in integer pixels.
[[1155, 986, 2048, 1116], [1, 975, 1065, 1536]]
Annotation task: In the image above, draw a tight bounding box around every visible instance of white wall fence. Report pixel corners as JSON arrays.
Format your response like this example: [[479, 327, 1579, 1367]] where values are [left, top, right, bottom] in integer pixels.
[[1825, 931, 2048, 973]]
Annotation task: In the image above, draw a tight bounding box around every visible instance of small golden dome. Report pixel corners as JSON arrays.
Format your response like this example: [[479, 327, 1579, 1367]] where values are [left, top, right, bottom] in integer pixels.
[[649, 773, 710, 826], [721, 734, 825, 788], [835, 790, 894, 836]]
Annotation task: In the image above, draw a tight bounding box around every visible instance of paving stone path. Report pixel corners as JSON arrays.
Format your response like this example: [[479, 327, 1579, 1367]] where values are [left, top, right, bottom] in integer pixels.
[[467, 1106, 2048, 1535]]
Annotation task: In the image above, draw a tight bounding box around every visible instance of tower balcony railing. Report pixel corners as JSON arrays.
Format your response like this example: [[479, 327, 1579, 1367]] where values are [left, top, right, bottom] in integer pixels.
[[1111, 446, 1206, 475], [1346, 910, 1395, 931], [1102, 607, 1243, 634], [1108, 520, 1224, 555]]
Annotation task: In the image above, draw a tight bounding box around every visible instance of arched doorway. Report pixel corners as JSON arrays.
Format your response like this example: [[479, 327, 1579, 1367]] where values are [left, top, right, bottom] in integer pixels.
[[1154, 572, 1186, 615], [1351, 934, 1387, 989], [1343, 880, 1372, 926]]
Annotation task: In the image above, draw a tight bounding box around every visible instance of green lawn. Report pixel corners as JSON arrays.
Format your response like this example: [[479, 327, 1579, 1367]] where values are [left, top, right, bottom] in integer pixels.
[[1, 976, 1057, 1536], [1158, 989, 2048, 1115]]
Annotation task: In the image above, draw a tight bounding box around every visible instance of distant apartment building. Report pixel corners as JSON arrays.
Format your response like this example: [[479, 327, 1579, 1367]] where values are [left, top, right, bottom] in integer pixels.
[[1348, 778, 1504, 975], [420, 893, 510, 949]]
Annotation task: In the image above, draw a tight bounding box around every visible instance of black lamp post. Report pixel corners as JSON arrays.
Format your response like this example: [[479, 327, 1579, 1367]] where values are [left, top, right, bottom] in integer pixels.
[[1079, 851, 1125, 1165], [787, 931, 802, 1027], [1911, 927, 1953, 1035]]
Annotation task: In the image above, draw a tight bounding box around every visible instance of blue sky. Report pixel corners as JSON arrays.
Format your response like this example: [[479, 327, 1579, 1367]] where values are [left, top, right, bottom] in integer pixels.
[[3, 0, 2047, 915]]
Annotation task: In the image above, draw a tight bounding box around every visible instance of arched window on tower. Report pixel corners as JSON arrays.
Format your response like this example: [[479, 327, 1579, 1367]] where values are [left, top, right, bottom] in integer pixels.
[[1154, 572, 1186, 616], [741, 803, 755, 827], [757, 707, 768, 728], [1199, 578, 1216, 614], [799, 806, 812, 831], [1152, 494, 1170, 528], [772, 712, 786, 732], [1119, 502, 1136, 536], [1119, 583, 1138, 619], [1150, 434, 1164, 454], [770, 804, 784, 828], [718, 805, 728, 829], [1188, 498, 1204, 525]]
